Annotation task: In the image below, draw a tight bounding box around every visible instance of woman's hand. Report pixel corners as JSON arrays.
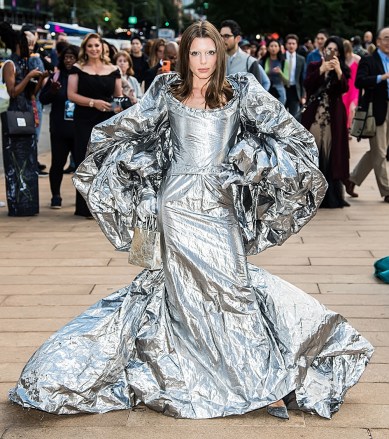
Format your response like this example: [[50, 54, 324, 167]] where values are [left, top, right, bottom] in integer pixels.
[[136, 197, 157, 222], [329, 56, 342, 79], [272, 66, 281, 74], [27, 68, 43, 80], [128, 89, 137, 105], [319, 59, 333, 75], [93, 99, 112, 112]]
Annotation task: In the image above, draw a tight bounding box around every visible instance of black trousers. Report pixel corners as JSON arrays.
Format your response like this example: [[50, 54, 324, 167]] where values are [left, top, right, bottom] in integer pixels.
[[285, 85, 302, 121], [49, 132, 75, 197], [73, 120, 93, 217]]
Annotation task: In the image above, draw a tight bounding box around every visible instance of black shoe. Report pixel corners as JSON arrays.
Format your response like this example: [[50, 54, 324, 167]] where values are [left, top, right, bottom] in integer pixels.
[[384, 195, 389, 203], [50, 196, 62, 209], [344, 179, 358, 197], [63, 166, 76, 174], [38, 170, 49, 177], [38, 162, 47, 171]]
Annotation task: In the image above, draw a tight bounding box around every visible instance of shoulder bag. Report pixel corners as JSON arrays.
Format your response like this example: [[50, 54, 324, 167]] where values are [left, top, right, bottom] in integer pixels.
[[350, 90, 376, 141], [5, 110, 35, 136]]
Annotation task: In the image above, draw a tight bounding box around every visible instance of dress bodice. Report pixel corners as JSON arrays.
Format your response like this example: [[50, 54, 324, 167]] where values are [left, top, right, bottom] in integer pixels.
[[166, 91, 240, 170]]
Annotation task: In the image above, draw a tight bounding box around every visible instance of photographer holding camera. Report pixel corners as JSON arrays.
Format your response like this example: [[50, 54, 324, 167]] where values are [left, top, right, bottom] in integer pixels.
[[301, 36, 351, 208]]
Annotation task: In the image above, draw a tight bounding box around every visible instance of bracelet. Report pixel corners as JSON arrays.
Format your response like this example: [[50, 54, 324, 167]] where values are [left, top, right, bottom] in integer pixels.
[[88, 99, 95, 108]]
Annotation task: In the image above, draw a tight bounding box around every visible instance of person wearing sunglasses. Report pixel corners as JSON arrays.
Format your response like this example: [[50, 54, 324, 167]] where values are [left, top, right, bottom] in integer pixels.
[[220, 19, 270, 91]]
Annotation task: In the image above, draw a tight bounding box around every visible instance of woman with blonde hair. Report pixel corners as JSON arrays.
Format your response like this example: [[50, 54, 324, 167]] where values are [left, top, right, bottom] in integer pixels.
[[67, 32, 122, 217], [113, 50, 142, 101], [11, 21, 373, 422]]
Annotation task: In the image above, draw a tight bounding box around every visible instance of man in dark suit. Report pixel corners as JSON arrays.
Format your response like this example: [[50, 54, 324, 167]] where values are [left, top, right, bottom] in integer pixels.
[[284, 34, 306, 120], [347, 28, 389, 203]]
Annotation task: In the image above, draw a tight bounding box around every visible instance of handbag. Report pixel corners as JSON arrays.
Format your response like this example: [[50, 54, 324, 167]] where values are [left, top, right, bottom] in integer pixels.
[[0, 60, 13, 114], [301, 79, 330, 114], [350, 92, 376, 141], [128, 217, 162, 270], [5, 110, 35, 136]]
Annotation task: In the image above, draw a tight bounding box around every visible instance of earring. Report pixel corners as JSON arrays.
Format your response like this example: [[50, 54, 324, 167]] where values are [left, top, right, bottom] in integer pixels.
[[84, 54, 88, 60]]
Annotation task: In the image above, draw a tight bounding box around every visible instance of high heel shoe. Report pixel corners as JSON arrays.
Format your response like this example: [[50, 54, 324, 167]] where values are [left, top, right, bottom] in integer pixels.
[[267, 403, 289, 420], [344, 179, 359, 198]]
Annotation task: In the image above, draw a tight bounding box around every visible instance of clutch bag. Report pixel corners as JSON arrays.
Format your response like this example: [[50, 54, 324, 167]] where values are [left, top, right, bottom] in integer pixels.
[[128, 225, 162, 270]]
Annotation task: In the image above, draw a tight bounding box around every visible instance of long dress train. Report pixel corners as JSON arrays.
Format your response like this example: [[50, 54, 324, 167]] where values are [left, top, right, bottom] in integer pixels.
[[9, 73, 374, 419]]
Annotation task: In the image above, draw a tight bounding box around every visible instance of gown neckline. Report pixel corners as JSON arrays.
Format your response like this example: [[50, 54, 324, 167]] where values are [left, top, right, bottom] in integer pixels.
[[167, 77, 239, 113]]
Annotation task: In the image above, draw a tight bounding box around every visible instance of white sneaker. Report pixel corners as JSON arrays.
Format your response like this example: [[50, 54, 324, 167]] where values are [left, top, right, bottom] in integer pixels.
[[0, 201, 5, 207]]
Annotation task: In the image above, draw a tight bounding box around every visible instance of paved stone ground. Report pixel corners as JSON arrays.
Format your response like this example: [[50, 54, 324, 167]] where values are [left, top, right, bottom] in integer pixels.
[[0, 114, 388, 438]]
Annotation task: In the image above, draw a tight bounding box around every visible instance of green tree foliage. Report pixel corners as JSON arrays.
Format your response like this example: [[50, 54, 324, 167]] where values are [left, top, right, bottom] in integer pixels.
[[205, 0, 380, 39], [52, 0, 133, 30]]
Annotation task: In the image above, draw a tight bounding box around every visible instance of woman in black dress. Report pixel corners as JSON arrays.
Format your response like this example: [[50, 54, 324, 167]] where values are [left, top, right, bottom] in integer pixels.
[[67, 33, 122, 217]]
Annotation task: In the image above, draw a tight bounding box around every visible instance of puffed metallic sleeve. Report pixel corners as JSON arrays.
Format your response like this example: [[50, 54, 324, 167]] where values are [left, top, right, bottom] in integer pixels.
[[73, 73, 174, 251], [229, 73, 327, 255]]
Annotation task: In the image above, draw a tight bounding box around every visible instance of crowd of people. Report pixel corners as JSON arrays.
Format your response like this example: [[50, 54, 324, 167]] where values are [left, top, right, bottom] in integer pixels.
[[0, 20, 388, 217]]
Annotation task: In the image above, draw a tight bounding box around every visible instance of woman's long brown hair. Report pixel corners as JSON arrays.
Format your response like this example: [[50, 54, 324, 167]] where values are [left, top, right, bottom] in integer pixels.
[[171, 21, 233, 109], [78, 33, 111, 66]]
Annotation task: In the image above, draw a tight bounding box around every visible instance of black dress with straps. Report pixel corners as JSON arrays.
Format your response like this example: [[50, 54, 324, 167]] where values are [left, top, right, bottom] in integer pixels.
[[69, 66, 121, 217]]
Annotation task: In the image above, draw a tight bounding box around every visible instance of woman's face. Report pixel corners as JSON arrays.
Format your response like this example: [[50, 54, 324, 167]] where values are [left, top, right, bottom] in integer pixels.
[[116, 55, 129, 74], [156, 44, 165, 61], [85, 37, 102, 60], [325, 42, 339, 58], [64, 52, 77, 70], [24, 31, 36, 55], [131, 39, 142, 54], [259, 45, 267, 58], [188, 37, 218, 81], [268, 41, 280, 55]]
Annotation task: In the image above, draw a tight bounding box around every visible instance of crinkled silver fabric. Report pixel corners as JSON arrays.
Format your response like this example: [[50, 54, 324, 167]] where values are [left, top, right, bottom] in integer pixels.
[[9, 73, 374, 419]]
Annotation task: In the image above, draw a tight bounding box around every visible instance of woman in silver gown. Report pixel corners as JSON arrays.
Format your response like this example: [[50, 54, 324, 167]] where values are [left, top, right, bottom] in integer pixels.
[[9, 21, 373, 420]]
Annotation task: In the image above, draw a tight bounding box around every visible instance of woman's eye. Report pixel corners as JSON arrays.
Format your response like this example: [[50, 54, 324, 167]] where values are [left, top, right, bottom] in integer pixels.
[[207, 50, 216, 56], [190, 51, 200, 56]]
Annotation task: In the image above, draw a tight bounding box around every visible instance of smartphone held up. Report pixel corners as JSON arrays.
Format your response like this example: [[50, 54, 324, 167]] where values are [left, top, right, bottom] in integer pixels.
[[324, 49, 335, 62], [161, 60, 171, 73]]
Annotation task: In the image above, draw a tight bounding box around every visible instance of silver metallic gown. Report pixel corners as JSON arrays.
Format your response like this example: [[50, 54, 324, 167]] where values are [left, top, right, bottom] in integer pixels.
[[9, 73, 374, 419]]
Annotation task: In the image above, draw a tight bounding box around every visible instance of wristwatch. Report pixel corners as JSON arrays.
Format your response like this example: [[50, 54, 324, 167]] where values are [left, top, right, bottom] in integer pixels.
[[88, 99, 95, 108]]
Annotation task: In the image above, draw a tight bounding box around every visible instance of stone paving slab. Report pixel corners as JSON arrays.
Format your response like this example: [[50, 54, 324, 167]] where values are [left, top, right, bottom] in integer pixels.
[[0, 319, 71, 332], [0, 259, 111, 267], [371, 430, 389, 439], [319, 284, 389, 294], [0, 426, 374, 439], [1, 294, 108, 307], [0, 332, 55, 347], [310, 257, 376, 266], [260, 265, 375, 275], [310, 295, 389, 305], [348, 319, 389, 332], [359, 364, 389, 383], [345, 383, 389, 404], [304, 404, 389, 429], [0, 285, 93, 295]]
